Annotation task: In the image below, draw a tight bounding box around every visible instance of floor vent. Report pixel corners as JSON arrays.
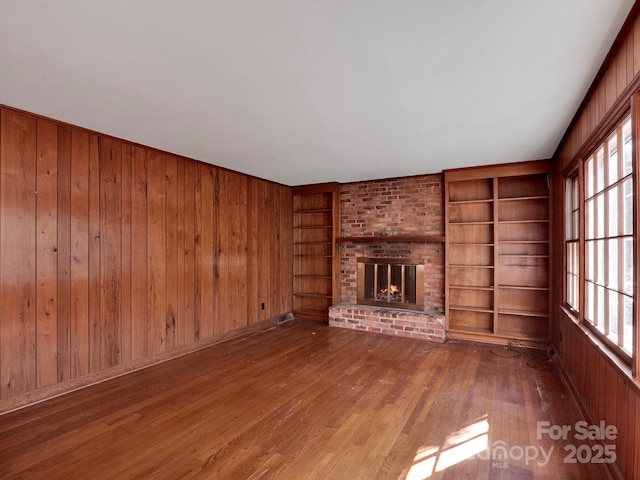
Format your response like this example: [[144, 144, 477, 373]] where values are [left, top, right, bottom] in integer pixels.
[[276, 313, 295, 324]]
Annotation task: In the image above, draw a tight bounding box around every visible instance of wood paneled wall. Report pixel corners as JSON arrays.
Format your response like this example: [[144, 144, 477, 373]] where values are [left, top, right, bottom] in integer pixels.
[[0, 106, 293, 412], [557, 311, 640, 480], [551, 7, 640, 480]]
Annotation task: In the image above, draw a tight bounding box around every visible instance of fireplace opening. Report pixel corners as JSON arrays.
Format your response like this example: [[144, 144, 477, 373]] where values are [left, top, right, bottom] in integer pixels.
[[357, 258, 424, 311]]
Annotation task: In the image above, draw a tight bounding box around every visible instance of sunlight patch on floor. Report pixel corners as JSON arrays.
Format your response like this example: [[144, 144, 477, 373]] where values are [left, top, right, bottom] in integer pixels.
[[405, 416, 489, 480]]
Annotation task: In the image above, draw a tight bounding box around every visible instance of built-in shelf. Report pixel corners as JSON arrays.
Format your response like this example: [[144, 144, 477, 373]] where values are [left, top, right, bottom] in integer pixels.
[[498, 284, 549, 291], [449, 199, 494, 205], [294, 292, 332, 299], [499, 240, 549, 244], [498, 220, 549, 224], [499, 254, 549, 258], [449, 221, 494, 225], [449, 305, 494, 314], [498, 308, 548, 317], [445, 161, 550, 343], [449, 325, 493, 335], [336, 235, 445, 243], [497, 195, 549, 202], [449, 264, 494, 268], [293, 183, 340, 322], [450, 285, 494, 291], [294, 208, 333, 213]]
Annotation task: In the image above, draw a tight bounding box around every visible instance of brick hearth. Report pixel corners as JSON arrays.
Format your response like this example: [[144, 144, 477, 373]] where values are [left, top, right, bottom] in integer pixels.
[[329, 304, 445, 342]]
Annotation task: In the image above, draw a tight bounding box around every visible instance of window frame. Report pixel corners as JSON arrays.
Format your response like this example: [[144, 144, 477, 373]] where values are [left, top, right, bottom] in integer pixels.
[[565, 174, 580, 314], [564, 108, 637, 372]]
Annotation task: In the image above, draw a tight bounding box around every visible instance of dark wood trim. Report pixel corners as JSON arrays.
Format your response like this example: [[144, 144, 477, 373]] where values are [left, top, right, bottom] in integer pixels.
[[444, 159, 550, 181], [291, 182, 340, 195], [633, 91, 640, 377]]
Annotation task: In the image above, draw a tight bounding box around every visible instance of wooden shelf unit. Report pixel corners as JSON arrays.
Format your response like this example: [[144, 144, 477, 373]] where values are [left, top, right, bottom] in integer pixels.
[[292, 183, 340, 322], [444, 161, 551, 343]]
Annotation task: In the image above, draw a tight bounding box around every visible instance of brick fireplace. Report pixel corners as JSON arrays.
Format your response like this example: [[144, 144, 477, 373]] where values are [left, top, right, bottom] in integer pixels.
[[328, 174, 446, 342]]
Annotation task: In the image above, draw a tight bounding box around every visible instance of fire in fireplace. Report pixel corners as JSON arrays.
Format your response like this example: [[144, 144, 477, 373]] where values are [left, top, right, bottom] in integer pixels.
[[357, 258, 425, 311]]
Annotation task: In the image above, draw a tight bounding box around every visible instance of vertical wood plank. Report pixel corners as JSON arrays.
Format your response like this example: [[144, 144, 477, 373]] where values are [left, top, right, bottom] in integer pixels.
[[626, 33, 634, 85], [176, 158, 186, 347], [130, 145, 148, 359], [579, 112, 586, 149], [0, 110, 37, 398], [120, 140, 132, 363], [183, 161, 195, 344], [616, 43, 627, 97], [35, 119, 58, 388], [199, 165, 215, 338], [247, 178, 260, 323], [147, 150, 166, 355], [626, 386, 636, 480], [217, 170, 230, 333], [629, 391, 640, 478], [597, 79, 607, 127], [263, 182, 273, 319], [586, 97, 594, 137], [270, 185, 282, 315], [56, 125, 72, 382], [88, 135, 101, 372], [226, 172, 248, 329], [605, 65, 617, 113], [99, 138, 122, 368], [211, 168, 220, 334], [634, 17, 640, 77], [615, 375, 628, 477], [586, 342, 597, 415], [193, 165, 203, 340], [165, 154, 178, 350], [70, 129, 90, 378], [604, 364, 618, 436], [230, 171, 248, 329], [280, 185, 293, 314]]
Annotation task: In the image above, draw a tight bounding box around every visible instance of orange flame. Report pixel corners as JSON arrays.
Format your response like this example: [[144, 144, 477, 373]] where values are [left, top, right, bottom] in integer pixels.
[[380, 285, 400, 294]]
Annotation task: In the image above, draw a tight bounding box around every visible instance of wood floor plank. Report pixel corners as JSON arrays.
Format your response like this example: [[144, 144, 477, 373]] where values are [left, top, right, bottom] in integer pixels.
[[0, 321, 610, 479]]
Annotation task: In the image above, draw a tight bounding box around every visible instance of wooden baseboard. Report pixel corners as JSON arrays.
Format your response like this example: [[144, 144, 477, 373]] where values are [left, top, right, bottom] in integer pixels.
[[446, 329, 549, 349]]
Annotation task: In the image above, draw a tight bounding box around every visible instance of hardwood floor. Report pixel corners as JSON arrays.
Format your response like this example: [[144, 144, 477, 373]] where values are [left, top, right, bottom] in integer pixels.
[[0, 320, 608, 479]]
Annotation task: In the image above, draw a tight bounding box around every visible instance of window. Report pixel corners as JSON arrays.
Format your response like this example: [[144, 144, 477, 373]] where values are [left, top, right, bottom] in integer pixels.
[[582, 116, 634, 358], [565, 175, 579, 311]]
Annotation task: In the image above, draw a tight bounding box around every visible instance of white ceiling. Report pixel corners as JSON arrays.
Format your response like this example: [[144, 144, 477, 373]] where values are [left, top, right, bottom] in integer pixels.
[[0, 1, 634, 186]]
